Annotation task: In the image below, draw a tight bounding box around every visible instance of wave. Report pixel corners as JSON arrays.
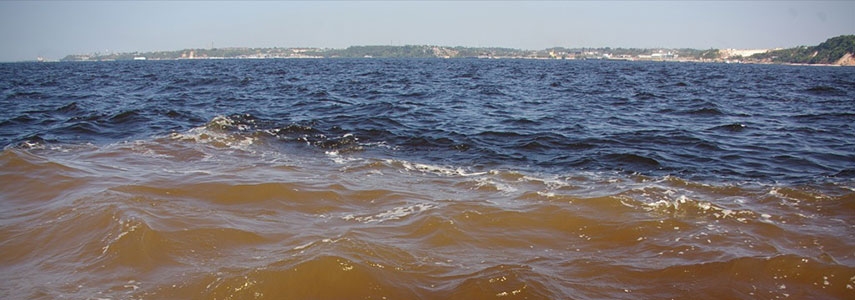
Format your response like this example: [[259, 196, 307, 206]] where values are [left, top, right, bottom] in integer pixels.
[[602, 153, 661, 169], [7, 113, 854, 185], [1, 137, 853, 299], [5, 91, 50, 100], [682, 107, 725, 116], [708, 123, 747, 132], [803, 86, 847, 96]]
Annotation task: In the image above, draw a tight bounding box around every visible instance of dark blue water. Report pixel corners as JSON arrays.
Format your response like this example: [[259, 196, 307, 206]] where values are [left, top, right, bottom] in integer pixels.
[[1, 59, 854, 183]]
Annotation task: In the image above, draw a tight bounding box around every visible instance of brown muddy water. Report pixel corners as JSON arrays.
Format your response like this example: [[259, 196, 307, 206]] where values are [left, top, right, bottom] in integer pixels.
[[1, 123, 853, 299]]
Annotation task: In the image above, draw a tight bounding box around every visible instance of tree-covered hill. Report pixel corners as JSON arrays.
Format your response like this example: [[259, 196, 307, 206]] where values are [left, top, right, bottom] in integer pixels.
[[749, 35, 855, 65]]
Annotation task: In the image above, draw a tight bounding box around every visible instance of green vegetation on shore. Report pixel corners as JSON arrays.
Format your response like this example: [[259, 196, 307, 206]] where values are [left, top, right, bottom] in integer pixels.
[[59, 35, 854, 66], [748, 35, 855, 65]]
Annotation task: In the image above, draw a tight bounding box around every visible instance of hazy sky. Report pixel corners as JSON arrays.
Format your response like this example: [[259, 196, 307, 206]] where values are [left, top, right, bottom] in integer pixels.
[[0, 1, 853, 61]]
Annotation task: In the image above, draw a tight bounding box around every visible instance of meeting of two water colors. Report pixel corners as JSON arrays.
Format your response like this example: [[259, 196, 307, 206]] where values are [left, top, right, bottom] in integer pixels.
[[1, 59, 853, 299]]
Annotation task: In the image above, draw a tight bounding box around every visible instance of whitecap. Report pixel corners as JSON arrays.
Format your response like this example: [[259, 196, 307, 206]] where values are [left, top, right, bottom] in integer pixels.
[[341, 203, 436, 224]]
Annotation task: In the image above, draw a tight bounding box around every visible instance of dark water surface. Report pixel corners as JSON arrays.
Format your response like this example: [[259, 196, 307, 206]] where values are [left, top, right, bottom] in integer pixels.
[[1, 59, 853, 299]]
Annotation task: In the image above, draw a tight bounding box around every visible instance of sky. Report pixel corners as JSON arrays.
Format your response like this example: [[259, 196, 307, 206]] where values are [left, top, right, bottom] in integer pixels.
[[0, 1, 853, 62]]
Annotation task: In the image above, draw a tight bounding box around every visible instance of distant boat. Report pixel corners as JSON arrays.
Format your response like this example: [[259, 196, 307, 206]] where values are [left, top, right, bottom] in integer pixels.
[[133, 56, 147, 61]]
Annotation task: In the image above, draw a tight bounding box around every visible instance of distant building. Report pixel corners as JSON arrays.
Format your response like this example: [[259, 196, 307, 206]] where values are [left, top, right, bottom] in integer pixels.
[[721, 49, 770, 58]]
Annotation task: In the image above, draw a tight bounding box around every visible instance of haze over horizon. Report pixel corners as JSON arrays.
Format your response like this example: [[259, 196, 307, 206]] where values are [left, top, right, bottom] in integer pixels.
[[1, 1, 853, 62]]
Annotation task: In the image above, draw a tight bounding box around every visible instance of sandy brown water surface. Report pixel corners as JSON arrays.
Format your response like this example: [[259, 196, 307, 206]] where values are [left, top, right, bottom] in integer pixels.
[[1, 122, 853, 299]]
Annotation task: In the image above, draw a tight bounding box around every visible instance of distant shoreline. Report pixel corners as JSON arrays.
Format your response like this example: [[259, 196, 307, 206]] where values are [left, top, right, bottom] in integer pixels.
[[17, 56, 852, 68], [48, 35, 855, 66]]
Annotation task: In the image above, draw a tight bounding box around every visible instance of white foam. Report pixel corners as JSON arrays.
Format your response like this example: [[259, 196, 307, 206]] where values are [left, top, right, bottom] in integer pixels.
[[637, 192, 763, 221], [536, 191, 555, 197], [520, 175, 574, 190], [341, 203, 435, 223], [474, 177, 518, 193], [20, 140, 46, 150], [292, 241, 314, 251], [325, 150, 345, 164], [643, 194, 690, 211], [838, 184, 855, 192], [396, 160, 486, 177], [101, 219, 140, 255], [209, 115, 236, 127], [325, 150, 361, 165], [169, 125, 258, 151], [123, 280, 140, 291]]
